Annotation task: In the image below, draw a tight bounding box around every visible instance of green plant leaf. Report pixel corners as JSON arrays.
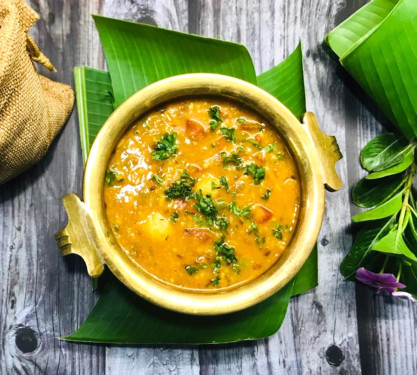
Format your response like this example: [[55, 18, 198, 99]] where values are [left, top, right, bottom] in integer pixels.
[[71, 20, 316, 344], [366, 148, 414, 179], [352, 193, 402, 222], [341, 217, 396, 278], [64, 270, 294, 344], [360, 133, 409, 172], [93, 15, 257, 106], [352, 174, 405, 208], [325, 0, 417, 139], [372, 228, 417, 262], [401, 263, 417, 297], [74, 67, 113, 162], [257, 43, 306, 118]]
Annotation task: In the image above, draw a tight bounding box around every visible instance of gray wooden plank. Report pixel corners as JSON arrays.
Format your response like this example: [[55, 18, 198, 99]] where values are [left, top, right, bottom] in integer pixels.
[[0, 0, 107, 374], [195, 0, 363, 373]]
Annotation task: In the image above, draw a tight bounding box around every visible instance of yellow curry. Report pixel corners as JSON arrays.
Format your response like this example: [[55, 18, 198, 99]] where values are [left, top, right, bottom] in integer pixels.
[[104, 98, 300, 289]]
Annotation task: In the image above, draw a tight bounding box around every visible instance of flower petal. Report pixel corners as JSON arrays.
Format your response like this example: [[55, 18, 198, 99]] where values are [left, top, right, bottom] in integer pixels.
[[392, 291, 417, 303]]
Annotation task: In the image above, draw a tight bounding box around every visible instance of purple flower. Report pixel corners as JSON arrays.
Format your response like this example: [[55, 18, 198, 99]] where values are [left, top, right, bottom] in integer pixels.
[[392, 291, 417, 303], [356, 267, 405, 293]]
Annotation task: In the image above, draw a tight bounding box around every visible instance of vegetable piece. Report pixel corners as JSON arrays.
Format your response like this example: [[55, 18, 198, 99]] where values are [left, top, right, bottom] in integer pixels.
[[143, 213, 171, 239], [164, 171, 197, 200], [186, 119, 206, 140], [184, 228, 214, 242], [220, 127, 236, 143], [215, 217, 229, 232], [252, 204, 273, 223], [152, 132, 178, 160], [244, 163, 266, 184]]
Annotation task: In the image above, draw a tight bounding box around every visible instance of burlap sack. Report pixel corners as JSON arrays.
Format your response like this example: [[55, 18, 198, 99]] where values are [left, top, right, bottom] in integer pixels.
[[0, 0, 74, 184]]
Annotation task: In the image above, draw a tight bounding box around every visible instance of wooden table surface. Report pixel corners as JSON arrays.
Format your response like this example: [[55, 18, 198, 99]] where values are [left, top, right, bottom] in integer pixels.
[[1, 0, 416, 374]]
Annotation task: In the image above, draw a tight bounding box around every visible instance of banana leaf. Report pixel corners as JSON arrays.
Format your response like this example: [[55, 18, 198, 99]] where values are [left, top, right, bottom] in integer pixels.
[[66, 17, 317, 344], [325, 0, 417, 139]]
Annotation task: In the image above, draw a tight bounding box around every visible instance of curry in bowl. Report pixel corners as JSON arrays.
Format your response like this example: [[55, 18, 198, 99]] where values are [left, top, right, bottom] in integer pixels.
[[104, 98, 300, 289]]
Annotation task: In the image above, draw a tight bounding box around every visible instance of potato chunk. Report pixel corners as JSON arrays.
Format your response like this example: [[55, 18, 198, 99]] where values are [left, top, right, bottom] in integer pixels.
[[194, 174, 220, 197], [143, 212, 171, 239], [186, 119, 206, 140]]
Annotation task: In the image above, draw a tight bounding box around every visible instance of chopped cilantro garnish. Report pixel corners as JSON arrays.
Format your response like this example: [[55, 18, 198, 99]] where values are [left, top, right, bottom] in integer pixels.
[[256, 235, 266, 245], [229, 201, 251, 219], [211, 275, 221, 286], [152, 132, 178, 160], [153, 174, 164, 184], [248, 222, 258, 233], [211, 181, 221, 190], [215, 217, 229, 233], [236, 117, 246, 124], [223, 153, 243, 166], [262, 143, 277, 153], [246, 139, 262, 149], [105, 169, 116, 186], [214, 236, 237, 265], [192, 215, 205, 226], [219, 176, 229, 192], [244, 163, 265, 184], [213, 256, 222, 272], [170, 212, 179, 223], [164, 171, 197, 200], [261, 188, 271, 200], [208, 106, 222, 131], [185, 265, 199, 275], [194, 189, 218, 224], [273, 225, 283, 239], [105, 169, 123, 186], [231, 192, 237, 197], [220, 127, 236, 143]]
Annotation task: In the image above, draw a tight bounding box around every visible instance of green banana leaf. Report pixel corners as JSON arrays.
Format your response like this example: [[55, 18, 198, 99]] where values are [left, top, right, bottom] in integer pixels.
[[66, 17, 317, 344], [324, 0, 417, 139]]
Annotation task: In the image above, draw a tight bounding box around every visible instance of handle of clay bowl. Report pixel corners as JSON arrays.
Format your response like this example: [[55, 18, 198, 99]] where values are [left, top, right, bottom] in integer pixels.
[[302, 112, 343, 191], [55, 193, 104, 277]]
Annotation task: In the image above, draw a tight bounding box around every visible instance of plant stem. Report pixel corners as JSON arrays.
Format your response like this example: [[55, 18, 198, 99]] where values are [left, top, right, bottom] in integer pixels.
[[380, 256, 389, 273], [397, 262, 403, 282], [397, 162, 417, 239]]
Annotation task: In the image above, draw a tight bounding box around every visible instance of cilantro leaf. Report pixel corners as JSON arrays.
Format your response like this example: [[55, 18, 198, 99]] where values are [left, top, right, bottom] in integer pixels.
[[261, 188, 271, 200], [211, 275, 221, 286], [208, 106, 222, 131], [219, 176, 229, 192], [153, 174, 165, 184], [223, 153, 243, 166], [194, 189, 218, 224], [152, 132, 178, 160], [220, 127, 236, 143], [229, 201, 251, 219], [262, 143, 277, 153], [164, 171, 197, 200], [214, 236, 237, 265], [273, 225, 283, 239], [185, 265, 199, 275], [245, 163, 265, 184], [170, 212, 179, 223]]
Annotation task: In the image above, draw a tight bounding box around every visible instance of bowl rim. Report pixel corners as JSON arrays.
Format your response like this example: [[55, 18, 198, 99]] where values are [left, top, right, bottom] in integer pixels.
[[83, 73, 325, 315]]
